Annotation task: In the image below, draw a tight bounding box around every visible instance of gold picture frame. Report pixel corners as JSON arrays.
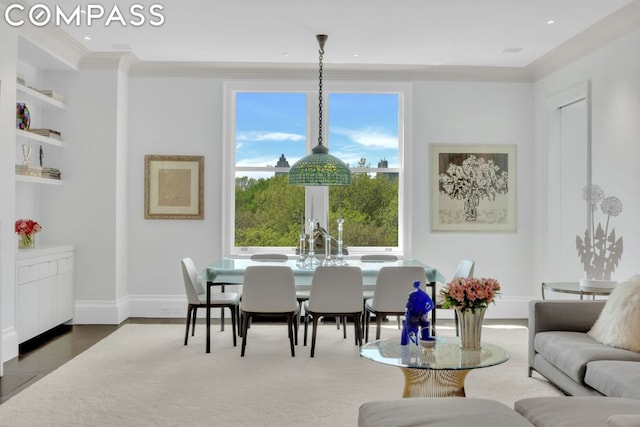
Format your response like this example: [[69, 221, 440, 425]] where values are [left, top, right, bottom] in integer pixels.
[[144, 155, 204, 219]]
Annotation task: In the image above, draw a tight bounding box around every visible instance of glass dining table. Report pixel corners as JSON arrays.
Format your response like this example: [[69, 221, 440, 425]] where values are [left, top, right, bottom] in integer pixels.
[[199, 258, 445, 353]]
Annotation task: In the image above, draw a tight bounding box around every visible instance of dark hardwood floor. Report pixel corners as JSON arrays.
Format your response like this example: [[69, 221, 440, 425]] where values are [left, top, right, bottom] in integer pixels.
[[0, 317, 526, 404]]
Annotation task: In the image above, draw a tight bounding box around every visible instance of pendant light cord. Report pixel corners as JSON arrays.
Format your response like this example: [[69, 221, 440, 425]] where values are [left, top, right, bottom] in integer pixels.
[[318, 41, 324, 147]]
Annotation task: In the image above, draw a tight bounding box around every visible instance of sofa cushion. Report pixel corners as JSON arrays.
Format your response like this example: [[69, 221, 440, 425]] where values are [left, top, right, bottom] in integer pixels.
[[534, 331, 640, 383], [358, 398, 535, 427], [515, 396, 640, 427], [589, 276, 640, 352], [607, 415, 640, 427], [585, 360, 640, 399]]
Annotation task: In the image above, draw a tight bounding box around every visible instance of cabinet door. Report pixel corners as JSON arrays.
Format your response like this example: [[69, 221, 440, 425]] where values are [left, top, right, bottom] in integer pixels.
[[17, 281, 40, 342], [56, 255, 74, 323], [39, 276, 58, 332]]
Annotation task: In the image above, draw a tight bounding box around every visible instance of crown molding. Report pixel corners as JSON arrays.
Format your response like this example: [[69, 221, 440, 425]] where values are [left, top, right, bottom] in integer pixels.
[[128, 61, 533, 82], [79, 52, 140, 74], [527, 0, 640, 81], [17, 24, 88, 70]]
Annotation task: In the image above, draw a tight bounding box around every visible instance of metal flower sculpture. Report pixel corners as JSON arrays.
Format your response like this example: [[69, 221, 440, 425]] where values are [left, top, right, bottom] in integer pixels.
[[576, 185, 623, 280], [439, 155, 509, 221]]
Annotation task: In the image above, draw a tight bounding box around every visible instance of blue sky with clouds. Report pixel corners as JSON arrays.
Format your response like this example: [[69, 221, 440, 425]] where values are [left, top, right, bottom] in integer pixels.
[[235, 92, 399, 170]]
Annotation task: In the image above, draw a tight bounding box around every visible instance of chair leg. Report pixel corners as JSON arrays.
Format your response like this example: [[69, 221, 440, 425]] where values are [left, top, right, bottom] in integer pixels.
[[304, 312, 310, 346], [230, 305, 237, 347], [353, 314, 362, 346], [310, 316, 320, 357], [342, 316, 347, 339], [191, 306, 198, 336], [364, 309, 370, 343], [376, 313, 383, 340], [220, 285, 226, 331], [353, 315, 361, 345], [241, 312, 251, 357], [184, 305, 193, 345], [287, 313, 295, 357]]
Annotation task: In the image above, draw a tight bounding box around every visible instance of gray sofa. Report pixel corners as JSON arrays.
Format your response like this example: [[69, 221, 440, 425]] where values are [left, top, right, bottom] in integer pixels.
[[358, 396, 640, 427], [528, 300, 640, 398]]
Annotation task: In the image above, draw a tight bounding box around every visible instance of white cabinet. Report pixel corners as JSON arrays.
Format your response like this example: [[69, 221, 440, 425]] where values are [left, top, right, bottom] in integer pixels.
[[16, 247, 75, 343]]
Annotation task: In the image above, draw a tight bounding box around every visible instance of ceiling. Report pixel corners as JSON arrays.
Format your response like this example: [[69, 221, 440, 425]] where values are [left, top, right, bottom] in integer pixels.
[[22, 0, 640, 68]]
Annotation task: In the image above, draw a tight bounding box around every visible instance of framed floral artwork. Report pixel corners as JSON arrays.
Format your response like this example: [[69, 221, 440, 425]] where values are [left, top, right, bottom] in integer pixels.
[[144, 155, 204, 219], [430, 144, 516, 232]]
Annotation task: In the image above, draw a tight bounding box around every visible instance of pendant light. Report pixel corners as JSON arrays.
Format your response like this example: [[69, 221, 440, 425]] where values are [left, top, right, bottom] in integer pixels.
[[288, 34, 352, 186]]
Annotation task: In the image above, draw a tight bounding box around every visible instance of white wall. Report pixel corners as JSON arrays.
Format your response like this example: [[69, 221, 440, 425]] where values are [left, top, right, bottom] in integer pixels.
[[411, 81, 534, 318], [533, 29, 640, 292], [123, 77, 534, 319], [126, 77, 225, 317]]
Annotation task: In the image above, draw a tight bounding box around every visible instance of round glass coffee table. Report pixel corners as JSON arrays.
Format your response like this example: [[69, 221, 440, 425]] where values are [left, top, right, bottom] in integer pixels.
[[360, 337, 509, 397]]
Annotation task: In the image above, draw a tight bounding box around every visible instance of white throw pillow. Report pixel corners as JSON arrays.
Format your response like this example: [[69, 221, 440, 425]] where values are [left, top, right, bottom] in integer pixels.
[[588, 275, 640, 352]]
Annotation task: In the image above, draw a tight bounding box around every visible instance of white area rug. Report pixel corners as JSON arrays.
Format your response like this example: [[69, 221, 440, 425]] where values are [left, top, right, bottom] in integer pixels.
[[0, 322, 562, 426]]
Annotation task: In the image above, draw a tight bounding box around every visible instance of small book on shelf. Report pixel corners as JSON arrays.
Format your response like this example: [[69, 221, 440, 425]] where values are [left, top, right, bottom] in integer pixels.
[[38, 89, 64, 102], [15, 164, 43, 177], [28, 128, 62, 140]]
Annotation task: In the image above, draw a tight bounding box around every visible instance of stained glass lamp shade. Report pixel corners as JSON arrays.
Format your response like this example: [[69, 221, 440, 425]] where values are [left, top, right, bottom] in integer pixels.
[[288, 34, 352, 187]]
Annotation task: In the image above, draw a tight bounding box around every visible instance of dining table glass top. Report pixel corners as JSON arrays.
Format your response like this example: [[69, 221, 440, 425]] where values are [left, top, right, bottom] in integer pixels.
[[360, 337, 510, 370], [200, 257, 445, 286]]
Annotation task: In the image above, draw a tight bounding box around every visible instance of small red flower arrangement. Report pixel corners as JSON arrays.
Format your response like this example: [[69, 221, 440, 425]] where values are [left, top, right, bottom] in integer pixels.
[[15, 219, 41, 248]]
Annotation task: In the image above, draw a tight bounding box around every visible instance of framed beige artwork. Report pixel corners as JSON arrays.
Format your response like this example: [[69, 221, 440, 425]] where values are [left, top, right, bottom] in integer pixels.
[[144, 155, 204, 219], [431, 144, 516, 232]]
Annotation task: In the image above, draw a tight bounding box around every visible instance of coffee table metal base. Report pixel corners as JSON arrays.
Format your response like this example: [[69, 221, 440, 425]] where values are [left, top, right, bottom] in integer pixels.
[[400, 367, 470, 397]]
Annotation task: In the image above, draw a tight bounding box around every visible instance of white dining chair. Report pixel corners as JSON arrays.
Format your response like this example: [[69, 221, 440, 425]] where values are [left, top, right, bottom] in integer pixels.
[[304, 266, 363, 357], [181, 257, 240, 346], [363, 266, 427, 342], [240, 265, 299, 357]]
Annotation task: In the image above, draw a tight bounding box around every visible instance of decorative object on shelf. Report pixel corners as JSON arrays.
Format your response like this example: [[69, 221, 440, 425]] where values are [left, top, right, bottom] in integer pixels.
[[288, 34, 351, 186], [29, 128, 62, 140], [16, 102, 30, 130], [39, 145, 44, 167], [440, 277, 501, 350], [144, 155, 204, 219], [576, 184, 623, 281], [431, 144, 517, 232], [15, 218, 41, 249], [22, 144, 32, 165], [401, 281, 435, 347]]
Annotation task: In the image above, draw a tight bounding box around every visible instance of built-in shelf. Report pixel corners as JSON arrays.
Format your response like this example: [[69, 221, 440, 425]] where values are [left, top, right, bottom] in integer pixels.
[[16, 84, 65, 109], [15, 174, 63, 185], [16, 129, 65, 148]]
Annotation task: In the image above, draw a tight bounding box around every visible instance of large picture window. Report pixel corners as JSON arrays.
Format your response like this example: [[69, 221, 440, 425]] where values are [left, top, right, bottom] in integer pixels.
[[225, 81, 407, 256]]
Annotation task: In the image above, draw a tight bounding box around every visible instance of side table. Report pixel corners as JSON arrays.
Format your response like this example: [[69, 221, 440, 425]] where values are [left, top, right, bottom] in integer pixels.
[[541, 282, 613, 300]]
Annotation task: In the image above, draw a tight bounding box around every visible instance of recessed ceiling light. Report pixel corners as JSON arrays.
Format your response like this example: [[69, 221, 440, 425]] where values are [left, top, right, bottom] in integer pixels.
[[502, 47, 523, 54], [84, 36, 91, 41], [547, 19, 555, 25], [353, 53, 359, 57], [282, 52, 289, 57]]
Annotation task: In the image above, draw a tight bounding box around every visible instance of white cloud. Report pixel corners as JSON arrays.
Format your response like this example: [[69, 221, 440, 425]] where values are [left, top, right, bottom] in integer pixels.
[[237, 131, 304, 142], [332, 127, 397, 149]]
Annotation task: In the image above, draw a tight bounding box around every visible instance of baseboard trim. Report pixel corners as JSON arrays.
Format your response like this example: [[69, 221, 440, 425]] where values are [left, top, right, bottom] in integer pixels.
[[1, 327, 19, 363], [74, 297, 130, 324]]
